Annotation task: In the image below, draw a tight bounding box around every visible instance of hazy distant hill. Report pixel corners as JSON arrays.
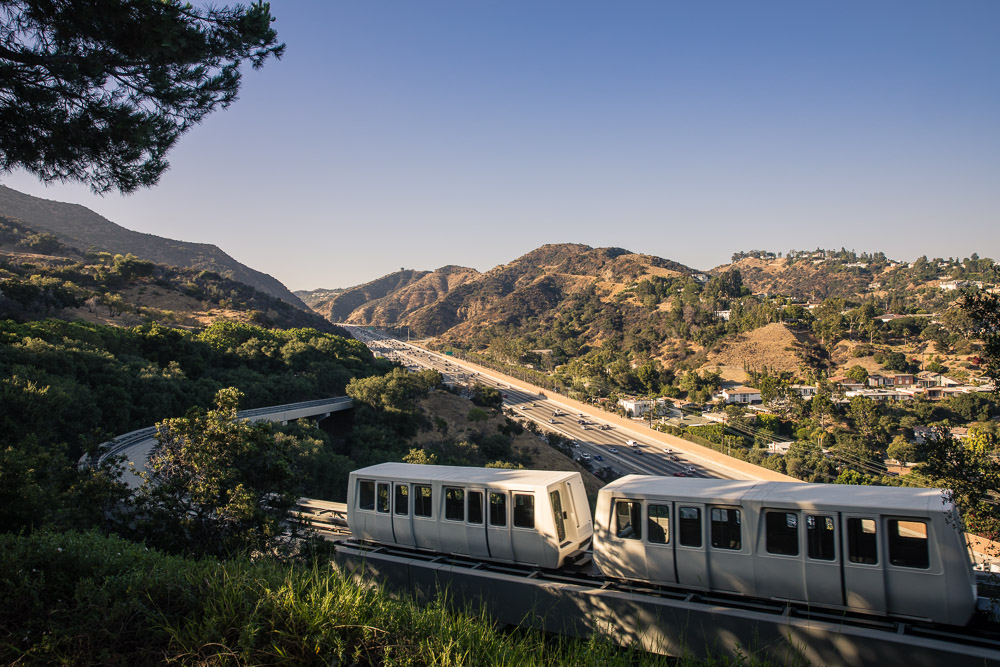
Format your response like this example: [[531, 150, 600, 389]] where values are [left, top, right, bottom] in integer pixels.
[[304, 243, 696, 337], [0, 185, 306, 308], [0, 215, 341, 333]]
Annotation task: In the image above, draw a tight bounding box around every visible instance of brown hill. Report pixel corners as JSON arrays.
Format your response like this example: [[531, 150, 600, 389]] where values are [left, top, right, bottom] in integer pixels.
[[0, 185, 306, 308], [0, 216, 341, 333], [332, 244, 695, 338], [300, 265, 481, 325], [702, 322, 811, 383], [711, 256, 874, 299]]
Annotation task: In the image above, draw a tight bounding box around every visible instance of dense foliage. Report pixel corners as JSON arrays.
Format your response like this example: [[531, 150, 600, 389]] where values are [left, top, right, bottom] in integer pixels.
[[0, 1, 283, 193], [135, 388, 299, 559], [0, 318, 386, 534], [0, 530, 685, 666]]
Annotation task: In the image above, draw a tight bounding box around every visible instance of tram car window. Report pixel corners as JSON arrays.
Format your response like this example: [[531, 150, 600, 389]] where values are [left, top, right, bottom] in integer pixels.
[[513, 494, 535, 529], [490, 493, 506, 526], [394, 484, 409, 516], [678, 507, 702, 547], [647, 505, 669, 545], [847, 518, 878, 564], [766, 511, 799, 556], [806, 515, 836, 561], [415, 485, 433, 517]]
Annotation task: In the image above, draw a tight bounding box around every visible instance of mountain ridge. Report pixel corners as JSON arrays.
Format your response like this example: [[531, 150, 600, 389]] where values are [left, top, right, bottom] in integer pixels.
[[0, 185, 306, 308]]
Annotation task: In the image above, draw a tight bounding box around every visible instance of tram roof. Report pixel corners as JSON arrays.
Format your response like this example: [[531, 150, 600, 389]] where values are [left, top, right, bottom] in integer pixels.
[[603, 476, 951, 514], [351, 462, 580, 488]]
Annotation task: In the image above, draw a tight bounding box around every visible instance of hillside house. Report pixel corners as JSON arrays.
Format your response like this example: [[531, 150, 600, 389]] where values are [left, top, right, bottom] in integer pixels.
[[790, 384, 818, 399], [765, 441, 792, 455], [844, 388, 911, 403], [914, 426, 970, 444], [722, 386, 762, 404], [618, 397, 671, 419], [916, 372, 961, 388]]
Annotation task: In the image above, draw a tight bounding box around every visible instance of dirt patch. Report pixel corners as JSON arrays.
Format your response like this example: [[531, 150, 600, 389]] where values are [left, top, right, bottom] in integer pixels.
[[702, 322, 806, 382]]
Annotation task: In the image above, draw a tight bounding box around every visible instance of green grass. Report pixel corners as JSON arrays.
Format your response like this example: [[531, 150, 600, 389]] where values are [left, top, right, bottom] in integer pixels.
[[0, 531, 782, 665]]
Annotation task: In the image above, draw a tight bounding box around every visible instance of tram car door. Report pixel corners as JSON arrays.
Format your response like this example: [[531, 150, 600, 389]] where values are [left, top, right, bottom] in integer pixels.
[[465, 487, 488, 557], [841, 513, 888, 614], [486, 489, 515, 562], [391, 482, 415, 547], [674, 503, 709, 590]]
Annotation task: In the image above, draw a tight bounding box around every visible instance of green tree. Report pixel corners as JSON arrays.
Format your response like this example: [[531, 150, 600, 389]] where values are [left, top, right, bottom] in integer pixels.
[[918, 427, 1000, 540], [134, 387, 297, 558], [847, 396, 885, 448], [887, 434, 920, 466], [846, 365, 869, 383], [470, 383, 503, 409], [0, 1, 283, 193], [961, 284, 1000, 389]]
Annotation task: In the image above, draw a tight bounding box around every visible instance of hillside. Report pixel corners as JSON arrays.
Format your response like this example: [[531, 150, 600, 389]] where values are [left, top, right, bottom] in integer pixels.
[[713, 256, 877, 299], [0, 216, 341, 333], [0, 185, 306, 308], [299, 266, 481, 325], [702, 322, 809, 382], [308, 244, 694, 339]]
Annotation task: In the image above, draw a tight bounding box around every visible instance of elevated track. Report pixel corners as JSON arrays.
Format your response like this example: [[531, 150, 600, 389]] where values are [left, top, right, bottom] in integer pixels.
[[291, 500, 1000, 666]]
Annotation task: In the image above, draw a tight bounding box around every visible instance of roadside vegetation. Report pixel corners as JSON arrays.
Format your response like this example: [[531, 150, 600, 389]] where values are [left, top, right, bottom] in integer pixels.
[[1, 530, 786, 666]]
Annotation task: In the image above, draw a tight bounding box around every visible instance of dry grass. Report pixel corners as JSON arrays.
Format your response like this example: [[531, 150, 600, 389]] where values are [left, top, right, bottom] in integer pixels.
[[701, 322, 804, 382]]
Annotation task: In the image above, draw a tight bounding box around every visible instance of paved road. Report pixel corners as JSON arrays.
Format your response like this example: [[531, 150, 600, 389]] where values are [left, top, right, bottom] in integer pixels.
[[343, 325, 730, 480]]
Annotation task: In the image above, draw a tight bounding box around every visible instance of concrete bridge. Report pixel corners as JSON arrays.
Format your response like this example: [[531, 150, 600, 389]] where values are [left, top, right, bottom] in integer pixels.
[[83, 397, 352, 488]]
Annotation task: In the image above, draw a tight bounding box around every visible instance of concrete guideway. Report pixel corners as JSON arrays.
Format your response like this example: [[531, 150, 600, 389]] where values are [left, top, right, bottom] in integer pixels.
[[335, 541, 1000, 667]]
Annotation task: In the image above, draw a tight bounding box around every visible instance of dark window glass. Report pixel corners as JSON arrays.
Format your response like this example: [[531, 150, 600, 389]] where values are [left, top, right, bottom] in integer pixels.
[[550, 490, 566, 541], [847, 517, 878, 564], [358, 480, 375, 511], [445, 487, 465, 522], [710, 507, 742, 550], [376, 483, 390, 513], [468, 491, 483, 524], [889, 520, 929, 569], [414, 485, 432, 518], [806, 515, 836, 561], [513, 493, 535, 529], [647, 504, 669, 544], [614, 499, 642, 540], [394, 484, 409, 516], [679, 506, 702, 547], [489, 492, 506, 526], [766, 511, 799, 556]]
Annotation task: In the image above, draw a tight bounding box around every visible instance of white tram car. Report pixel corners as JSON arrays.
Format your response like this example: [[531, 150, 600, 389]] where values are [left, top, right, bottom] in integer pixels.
[[347, 463, 594, 569], [594, 476, 978, 626]]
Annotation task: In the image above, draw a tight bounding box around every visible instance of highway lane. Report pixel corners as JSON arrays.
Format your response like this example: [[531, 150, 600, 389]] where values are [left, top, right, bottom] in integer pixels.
[[342, 325, 729, 480]]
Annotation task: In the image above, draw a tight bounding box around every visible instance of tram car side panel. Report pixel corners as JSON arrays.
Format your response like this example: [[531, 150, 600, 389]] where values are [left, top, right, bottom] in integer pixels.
[[593, 476, 977, 626], [347, 463, 594, 569]]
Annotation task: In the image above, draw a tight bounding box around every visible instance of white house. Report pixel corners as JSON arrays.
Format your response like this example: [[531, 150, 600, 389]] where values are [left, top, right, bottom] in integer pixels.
[[618, 397, 670, 419], [722, 386, 762, 404], [790, 384, 817, 399]]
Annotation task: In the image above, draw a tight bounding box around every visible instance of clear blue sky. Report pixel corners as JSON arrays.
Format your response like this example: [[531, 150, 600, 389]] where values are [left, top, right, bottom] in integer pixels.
[[2, 1, 998, 290]]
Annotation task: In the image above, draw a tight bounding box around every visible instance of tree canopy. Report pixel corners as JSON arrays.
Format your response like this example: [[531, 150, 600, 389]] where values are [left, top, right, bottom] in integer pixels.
[[135, 387, 297, 557], [0, 1, 283, 193]]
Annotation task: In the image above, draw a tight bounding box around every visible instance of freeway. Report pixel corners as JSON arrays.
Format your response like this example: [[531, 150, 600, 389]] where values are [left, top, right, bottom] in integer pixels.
[[343, 325, 737, 480]]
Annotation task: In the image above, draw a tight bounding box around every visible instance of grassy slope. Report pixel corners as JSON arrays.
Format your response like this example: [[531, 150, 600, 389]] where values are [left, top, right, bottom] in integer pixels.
[[0, 530, 700, 666]]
